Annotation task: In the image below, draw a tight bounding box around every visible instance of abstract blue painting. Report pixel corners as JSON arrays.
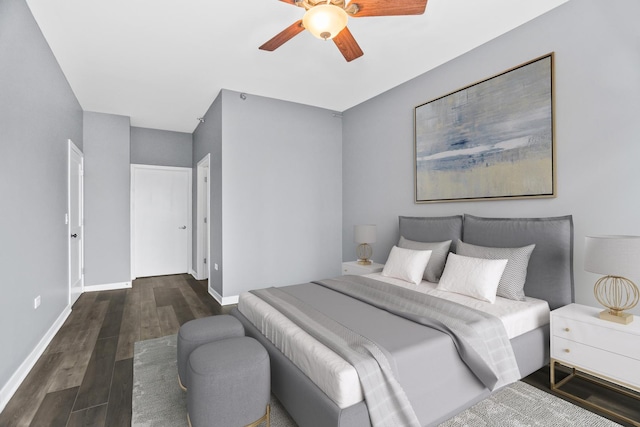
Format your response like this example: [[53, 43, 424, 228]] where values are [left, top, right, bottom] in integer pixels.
[[414, 54, 555, 203]]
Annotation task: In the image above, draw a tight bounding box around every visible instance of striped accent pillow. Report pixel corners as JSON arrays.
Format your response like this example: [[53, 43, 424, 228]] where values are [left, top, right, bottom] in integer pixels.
[[456, 240, 535, 301]]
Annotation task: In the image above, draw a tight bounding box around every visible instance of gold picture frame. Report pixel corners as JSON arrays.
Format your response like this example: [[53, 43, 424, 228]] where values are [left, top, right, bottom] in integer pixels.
[[414, 53, 556, 203]]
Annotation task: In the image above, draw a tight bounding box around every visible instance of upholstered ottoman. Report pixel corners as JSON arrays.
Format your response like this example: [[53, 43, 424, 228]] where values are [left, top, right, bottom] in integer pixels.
[[186, 337, 271, 427], [177, 314, 244, 390]]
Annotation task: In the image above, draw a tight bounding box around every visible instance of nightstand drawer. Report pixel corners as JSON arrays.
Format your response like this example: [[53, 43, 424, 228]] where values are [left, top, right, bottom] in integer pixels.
[[552, 336, 640, 390], [553, 316, 640, 361], [342, 261, 384, 275]]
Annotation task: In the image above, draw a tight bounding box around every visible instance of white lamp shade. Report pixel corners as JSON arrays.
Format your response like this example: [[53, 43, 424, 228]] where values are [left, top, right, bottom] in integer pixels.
[[354, 224, 376, 244], [584, 235, 640, 279], [302, 5, 348, 40]]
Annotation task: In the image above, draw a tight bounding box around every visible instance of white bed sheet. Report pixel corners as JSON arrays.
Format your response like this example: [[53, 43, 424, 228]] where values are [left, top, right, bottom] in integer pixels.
[[365, 273, 550, 340], [237, 275, 550, 409]]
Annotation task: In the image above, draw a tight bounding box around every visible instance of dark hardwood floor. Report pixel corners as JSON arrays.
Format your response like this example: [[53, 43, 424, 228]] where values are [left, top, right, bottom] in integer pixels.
[[1, 274, 638, 426], [0, 274, 231, 427]]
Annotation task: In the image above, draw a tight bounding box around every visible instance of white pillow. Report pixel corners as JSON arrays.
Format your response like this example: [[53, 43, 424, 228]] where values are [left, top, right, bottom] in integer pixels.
[[436, 253, 508, 303], [381, 246, 432, 285]]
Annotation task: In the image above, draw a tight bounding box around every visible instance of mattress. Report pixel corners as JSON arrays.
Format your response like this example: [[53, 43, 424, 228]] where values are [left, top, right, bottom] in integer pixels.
[[237, 274, 550, 409]]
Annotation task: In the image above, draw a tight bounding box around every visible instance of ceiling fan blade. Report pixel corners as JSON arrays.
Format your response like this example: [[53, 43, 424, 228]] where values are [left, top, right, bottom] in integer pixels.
[[349, 0, 428, 17], [259, 20, 305, 51], [333, 27, 364, 62]]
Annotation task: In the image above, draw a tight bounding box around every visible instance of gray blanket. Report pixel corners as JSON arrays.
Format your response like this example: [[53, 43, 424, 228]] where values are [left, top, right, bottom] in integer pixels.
[[251, 286, 421, 427], [250, 276, 520, 426], [314, 276, 520, 390]]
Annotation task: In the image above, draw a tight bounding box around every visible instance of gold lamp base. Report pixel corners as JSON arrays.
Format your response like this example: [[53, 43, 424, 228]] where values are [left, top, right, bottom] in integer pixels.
[[599, 309, 634, 325], [356, 243, 372, 266], [594, 275, 638, 326]]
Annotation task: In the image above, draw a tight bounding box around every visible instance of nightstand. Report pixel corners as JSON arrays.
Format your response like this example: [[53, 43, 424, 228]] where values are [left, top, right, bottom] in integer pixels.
[[342, 261, 384, 275], [550, 303, 640, 426]]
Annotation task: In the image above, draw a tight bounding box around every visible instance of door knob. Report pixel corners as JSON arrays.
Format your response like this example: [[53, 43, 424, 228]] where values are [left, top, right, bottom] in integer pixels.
[[71, 233, 78, 238], [179, 226, 187, 229]]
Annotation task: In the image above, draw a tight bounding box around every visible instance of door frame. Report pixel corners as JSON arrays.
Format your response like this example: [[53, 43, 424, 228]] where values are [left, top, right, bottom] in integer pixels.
[[196, 154, 211, 283], [68, 139, 84, 305], [130, 164, 192, 280]]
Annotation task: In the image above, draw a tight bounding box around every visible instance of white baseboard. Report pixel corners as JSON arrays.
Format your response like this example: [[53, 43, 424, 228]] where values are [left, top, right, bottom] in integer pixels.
[[189, 269, 201, 280], [83, 281, 132, 292], [208, 287, 239, 306], [0, 305, 72, 413]]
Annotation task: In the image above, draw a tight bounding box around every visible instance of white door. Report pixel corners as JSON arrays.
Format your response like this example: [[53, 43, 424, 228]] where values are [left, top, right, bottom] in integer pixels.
[[197, 154, 210, 281], [132, 165, 191, 278], [68, 140, 83, 305]]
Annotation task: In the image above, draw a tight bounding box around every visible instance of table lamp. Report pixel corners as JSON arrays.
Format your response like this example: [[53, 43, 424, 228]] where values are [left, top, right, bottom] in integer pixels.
[[354, 224, 376, 265], [584, 235, 640, 324]]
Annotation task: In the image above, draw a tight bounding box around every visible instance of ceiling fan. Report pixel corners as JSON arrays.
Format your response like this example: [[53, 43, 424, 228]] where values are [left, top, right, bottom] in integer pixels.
[[259, 0, 429, 62]]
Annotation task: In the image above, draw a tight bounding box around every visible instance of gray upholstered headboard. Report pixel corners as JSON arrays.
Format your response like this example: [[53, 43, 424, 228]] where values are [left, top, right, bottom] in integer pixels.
[[398, 216, 463, 252], [398, 214, 574, 310]]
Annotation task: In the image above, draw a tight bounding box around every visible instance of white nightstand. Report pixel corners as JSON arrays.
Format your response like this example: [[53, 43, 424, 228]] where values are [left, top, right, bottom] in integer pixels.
[[342, 261, 384, 275], [550, 303, 640, 426]]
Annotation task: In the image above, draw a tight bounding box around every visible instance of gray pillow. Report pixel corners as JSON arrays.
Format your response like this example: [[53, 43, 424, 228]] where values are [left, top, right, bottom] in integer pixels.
[[456, 239, 535, 301], [398, 237, 452, 283]]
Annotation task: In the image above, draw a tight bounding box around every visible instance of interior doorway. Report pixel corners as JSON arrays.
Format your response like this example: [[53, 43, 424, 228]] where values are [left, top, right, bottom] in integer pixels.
[[131, 164, 192, 278], [196, 154, 211, 284], [68, 140, 84, 306]]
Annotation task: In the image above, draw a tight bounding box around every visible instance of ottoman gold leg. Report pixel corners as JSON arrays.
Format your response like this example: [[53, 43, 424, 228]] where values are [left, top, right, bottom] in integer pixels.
[[245, 404, 270, 427]]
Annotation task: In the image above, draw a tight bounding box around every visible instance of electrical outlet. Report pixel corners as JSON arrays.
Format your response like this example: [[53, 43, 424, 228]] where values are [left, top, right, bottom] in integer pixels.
[[214, 263, 219, 271], [34, 295, 41, 309]]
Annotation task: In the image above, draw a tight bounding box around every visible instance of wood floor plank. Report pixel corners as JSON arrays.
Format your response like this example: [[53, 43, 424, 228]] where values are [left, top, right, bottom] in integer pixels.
[[30, 387, 79, 427], [97, 308, 124, 340], [157, 305, 180, 336], [104, 358, 133, 427], [186, 276, 231, 315], [152, 286, 179, 307], [66, 404, 107, 427], [179, 284, 214, 318], [106, 289, 127, 313], [0, 352, 64, 426], [139, 287, 162, 341], [72, 337, 118, 411], [44, 321, 85, 356], [115, 304, 141, 361], [171, 296, 196, 326], [48, 346, 95, 392]]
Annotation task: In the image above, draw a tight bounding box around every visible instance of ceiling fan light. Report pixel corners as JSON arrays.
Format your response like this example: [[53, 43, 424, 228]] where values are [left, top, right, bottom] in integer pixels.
[[302, 5, 348, 41]]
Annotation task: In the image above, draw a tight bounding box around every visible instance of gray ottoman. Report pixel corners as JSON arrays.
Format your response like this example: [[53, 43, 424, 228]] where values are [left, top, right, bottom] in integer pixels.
[[177, 314, 244, 390], [187, 337, 270, 427]]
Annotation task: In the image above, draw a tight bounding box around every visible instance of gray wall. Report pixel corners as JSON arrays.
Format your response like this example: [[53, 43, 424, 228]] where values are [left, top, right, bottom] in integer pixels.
[[130, 126, 192, 167], [83, 112, 132, 287], [193, 89, 343, 299], [192, 92, 223, 294], [220, 90, 343, 297], [0, 0, 83, 396], [342, 0, 640, 314]]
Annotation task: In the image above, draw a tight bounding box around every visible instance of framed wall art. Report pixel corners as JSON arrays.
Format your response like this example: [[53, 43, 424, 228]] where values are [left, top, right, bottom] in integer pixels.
[[414, 53, 555, 203]]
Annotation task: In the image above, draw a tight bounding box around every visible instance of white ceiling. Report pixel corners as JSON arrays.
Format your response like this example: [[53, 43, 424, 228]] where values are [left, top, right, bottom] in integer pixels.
[[26, 0, 568, 133]]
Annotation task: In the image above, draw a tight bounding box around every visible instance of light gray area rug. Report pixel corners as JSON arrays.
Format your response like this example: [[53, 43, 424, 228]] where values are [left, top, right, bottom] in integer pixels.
[[440, 381, 621, 427], [133, 335, 621, 427]]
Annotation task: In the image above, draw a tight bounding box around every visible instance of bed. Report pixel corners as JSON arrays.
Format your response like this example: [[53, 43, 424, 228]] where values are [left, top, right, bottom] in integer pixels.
[[231, 214, 574, 427]]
